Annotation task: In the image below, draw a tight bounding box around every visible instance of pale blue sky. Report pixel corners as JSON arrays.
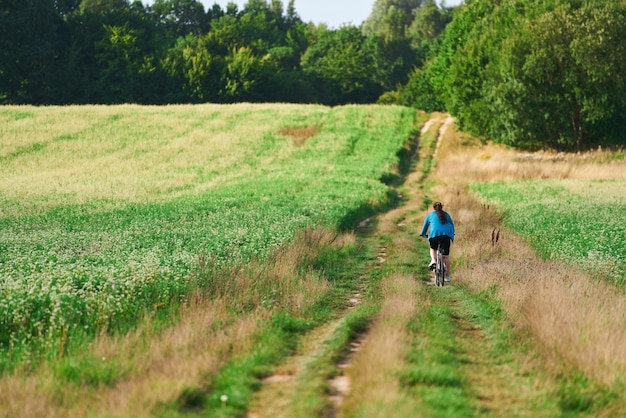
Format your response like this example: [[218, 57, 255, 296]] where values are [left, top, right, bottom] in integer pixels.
[[145, 0, 464, 29]]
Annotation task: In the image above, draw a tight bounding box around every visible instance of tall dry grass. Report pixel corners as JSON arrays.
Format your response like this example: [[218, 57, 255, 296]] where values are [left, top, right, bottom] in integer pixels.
[[0, 296, 260, 418], [0, 227, 340, 418], [434, 124, 626, 388], [439, 134, 626, 182]]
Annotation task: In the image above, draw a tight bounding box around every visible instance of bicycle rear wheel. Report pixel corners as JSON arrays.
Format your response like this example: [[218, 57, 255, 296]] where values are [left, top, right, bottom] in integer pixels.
[[435, 250, 445, 287]]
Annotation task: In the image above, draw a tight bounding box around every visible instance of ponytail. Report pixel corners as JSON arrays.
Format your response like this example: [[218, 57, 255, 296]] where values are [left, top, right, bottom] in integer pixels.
[[433, 202, 447, 224]]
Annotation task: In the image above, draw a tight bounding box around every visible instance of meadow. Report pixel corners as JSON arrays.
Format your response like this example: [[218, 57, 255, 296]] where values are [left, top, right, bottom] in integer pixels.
[[2, 106, 625, 417], [0, 103, 414, 371], [471, 179, 626, 286]]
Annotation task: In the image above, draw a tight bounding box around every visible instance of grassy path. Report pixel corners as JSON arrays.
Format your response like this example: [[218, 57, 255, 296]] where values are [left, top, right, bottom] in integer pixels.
[[407, 283, 559, 417], [244, 115, 559, 417], [245, 319, 343, 418], [244, 235, 381, 418]]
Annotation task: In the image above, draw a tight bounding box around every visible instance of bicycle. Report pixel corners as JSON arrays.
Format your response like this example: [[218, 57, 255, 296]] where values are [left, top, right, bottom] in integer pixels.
[[433, 242, 446, 287]]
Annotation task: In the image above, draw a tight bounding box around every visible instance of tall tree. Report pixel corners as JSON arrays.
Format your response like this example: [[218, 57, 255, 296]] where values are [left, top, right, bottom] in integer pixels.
[[362, 0, 444, 96], [66, 0, 163, 103], [161, 34, 224, 102], [302, 26, 380, 104], [407, 0, 450, 47], [443, 0, 506, 140], [285, 0, 298, 25], [0, 0, 67, 103], [94, 22, 146, 102], [362, 0, 423, 37], [493, 3, 626, 150], [223, 46, 275, 101], [151, 0, 208, 37]]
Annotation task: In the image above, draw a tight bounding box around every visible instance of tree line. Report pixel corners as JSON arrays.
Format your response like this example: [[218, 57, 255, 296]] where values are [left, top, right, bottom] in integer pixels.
[[403, 0, 626, 151], [0, 0, 450, 106], [2, 0, 625, 151]]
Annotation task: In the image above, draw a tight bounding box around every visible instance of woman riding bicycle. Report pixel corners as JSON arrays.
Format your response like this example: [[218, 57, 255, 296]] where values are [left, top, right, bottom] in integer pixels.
[[420, 202, 455, 282]]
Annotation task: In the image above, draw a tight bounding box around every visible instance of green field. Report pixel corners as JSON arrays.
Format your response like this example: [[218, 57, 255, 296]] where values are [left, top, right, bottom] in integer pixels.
[[0, 104, 415, 367], [471, 179, 626, 286]]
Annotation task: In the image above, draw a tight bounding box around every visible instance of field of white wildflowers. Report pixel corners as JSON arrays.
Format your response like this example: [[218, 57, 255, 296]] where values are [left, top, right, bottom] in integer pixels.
[[0, 104, 415, 369]]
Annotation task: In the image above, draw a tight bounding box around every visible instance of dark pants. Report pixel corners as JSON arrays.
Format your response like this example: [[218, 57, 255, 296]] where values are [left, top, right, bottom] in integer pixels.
[[429, 236, 451, 255]]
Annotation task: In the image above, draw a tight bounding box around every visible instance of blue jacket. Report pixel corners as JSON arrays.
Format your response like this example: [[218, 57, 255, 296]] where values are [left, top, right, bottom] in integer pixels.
[[420, 211, 455, 241]]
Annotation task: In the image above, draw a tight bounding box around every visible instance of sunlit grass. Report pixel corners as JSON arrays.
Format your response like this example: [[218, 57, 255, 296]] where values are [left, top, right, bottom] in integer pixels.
[[0, 103, 415, 372], [471, 179, 626, 286], [0, 104, 326, 215]]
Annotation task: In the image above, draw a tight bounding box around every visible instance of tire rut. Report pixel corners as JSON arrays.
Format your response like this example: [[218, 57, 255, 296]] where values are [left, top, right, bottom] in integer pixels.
[[427, 284, 559, 416], [326, 333, 366, 417], [246, 287, 367, 418], [245, 318, 345, 418]]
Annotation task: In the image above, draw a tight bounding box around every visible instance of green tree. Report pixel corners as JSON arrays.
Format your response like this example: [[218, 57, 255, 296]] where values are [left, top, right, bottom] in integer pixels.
[[206, 3, 225, 21], [494, 3, 626, 150], [224, 1, 239, 17], [399, 66, 442, 111], [362, 0, 423, 37], [302, 26, 380, 104], [398, 0, 477, 113], [363, 0, 451, 99], [285, 0, 298, 25], [151, 0, 208, 37], [161, 34, 224, 102], [65, 0, 133, 102], [65, 0, 165, 103], [222, 46, 275, 101], [207, 2, 283, 56], [94, 22, 150, 102], [407, 0, 450, 47], [79, 0, 130, 14], [0, 0, 67, 103], [198, 1, 307, 102]]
